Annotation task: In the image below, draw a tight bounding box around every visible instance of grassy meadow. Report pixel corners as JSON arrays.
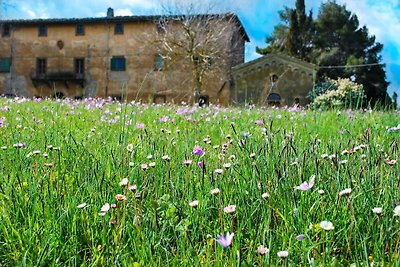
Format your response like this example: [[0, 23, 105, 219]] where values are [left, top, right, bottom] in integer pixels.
[[0, 97, 399, 266]]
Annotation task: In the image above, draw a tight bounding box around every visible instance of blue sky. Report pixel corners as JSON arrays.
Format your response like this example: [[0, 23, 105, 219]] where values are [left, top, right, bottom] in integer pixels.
[[2, 0, 399, 96]]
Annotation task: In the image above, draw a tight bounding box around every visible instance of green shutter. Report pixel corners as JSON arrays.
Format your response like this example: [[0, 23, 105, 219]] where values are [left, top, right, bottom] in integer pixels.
[[111, 57, 126, 71], [155, 55, 164, 71], [0, 58, 10, 73]]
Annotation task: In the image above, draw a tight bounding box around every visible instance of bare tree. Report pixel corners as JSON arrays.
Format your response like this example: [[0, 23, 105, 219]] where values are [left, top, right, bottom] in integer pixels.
[[149, 0, 247, 104]]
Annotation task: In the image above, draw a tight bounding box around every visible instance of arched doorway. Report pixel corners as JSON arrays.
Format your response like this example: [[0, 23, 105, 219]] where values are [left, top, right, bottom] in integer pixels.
[[267, 93, 281, 106]]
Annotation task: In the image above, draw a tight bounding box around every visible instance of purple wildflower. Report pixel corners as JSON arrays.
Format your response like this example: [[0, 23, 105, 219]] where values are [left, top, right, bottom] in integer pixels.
[[197, 161, 204, 168], [255, 119, 264, 125], [294, 175, 315, 191], [136, 122, 145, 129], [215, 232, 234, 248], [160, 116, 168, 123], [193, 145, 203, 155]]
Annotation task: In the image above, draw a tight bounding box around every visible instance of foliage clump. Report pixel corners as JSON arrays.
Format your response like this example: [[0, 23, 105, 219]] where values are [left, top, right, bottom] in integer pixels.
[[310, 78, 365, 109]]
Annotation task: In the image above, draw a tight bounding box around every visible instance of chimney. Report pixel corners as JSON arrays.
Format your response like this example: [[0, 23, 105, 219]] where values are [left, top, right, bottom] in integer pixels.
[[107, 7, 114, 18]]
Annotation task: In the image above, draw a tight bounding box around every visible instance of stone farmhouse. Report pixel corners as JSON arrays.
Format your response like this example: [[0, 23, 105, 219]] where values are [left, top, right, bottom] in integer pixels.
[[0, 8, 316, 106]]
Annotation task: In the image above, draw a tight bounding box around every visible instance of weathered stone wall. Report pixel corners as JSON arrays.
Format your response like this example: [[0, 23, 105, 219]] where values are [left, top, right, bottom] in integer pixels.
[[232, 54, 315, 106], [0, 18, 244, 104]]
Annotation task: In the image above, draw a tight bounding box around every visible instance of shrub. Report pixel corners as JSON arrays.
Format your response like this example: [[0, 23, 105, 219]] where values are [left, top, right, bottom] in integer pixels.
[[310, 78, 365, 109]]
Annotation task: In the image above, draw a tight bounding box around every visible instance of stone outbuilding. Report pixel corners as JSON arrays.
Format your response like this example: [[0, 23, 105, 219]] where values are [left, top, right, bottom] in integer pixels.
[[231, 53, 316, 106]]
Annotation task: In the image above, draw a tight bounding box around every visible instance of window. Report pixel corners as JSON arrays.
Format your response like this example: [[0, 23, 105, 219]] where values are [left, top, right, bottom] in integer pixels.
[[0, 58, 11, 73], [110, 56, 126, 71], [38, 25, 47, 36], [154, 55, 165, 71], [153, 94, 166, 104], [76, 24, 85, 36], [270, 74, 279, 83], [2, 24, 10, 37], [75, 58, 85, 76], [156, 20, 165, 33], [115, 23, 123, 34], [36, 58, 47, 76]]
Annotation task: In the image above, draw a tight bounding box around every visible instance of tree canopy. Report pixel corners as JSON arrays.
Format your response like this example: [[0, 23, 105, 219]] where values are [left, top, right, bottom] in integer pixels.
[[257, 0, 390, 106]]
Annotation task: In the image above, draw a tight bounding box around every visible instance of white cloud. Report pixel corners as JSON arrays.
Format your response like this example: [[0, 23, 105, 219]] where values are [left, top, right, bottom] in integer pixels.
[[338, 0, 400, 63], [114, 9, 134, 16]]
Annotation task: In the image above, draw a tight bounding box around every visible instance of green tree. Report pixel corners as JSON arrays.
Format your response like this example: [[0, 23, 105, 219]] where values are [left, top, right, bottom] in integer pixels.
[[313, 1, 389, 105], [258, 0, 390, 106], [256, 0, 313, 60]]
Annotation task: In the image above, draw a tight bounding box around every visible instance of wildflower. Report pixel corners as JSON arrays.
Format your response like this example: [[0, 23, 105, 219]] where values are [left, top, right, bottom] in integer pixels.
[[372, 207, 382, 215], [136, 122, 144, 129], [215, 169, 223, 174], [98, 203, 110, 216], [386, 159, 397, 165], [192, 145, 203, 155], [294, 175, 315, 191], [223, 163, 231, 169], [250, 153, 256, 158], [97, 244, 102, 251], [129, 162, 134, 166], [140, 163, 148, 170], [223, 205, 236, 214], [111, 203, 117, 208], [197, 161, 204, 168], [215, 232, 234, 248], [277, 250, 289, 258], [160, 116, 168, 122], [128, 184, 137, 191], [321, 153, 329, 159], [339, 188, 352, 196], [162, 155, 171, 161], [229, 154, 236, 160], [261, 192, 269, 199], [149, 162, 156, 167], [183, 159, 192, 166], [257, 245, 269, 255], [296, 235, 305, 241], [77, 202, 87, 209], [189, 200, 199, 208], [210, 188, 220, 195], [119, 178, 129, 186], [320, 220, 334, 231], [255, 119, 264, 125], [115, 194, 127, 201], [394, 206, 400, 216], [147, 154, 153, 159], [126, 144, 133, 152], [318, 189, 325, 195]]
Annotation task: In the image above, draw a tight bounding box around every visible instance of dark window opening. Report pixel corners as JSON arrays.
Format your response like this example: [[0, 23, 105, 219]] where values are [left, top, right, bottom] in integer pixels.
[[270, 74, 279, 83], [2, 24, 10, 37], [0, 58, 11, 73], [36, 58, 47, 76], [267, 93, 281, 106], [53, 92, 64, 99], [38, 25, 47, 36], [154, 55, 165, 71], [115, 23, 124, 34], [76, 24, 85, 35], [156, 20, 166, 33], [75, 58, 85, 76], [110, 56, 126, 71], [198, 95, 209, 107], [154, 94, 166, 104], [111, 95, 122, 101]]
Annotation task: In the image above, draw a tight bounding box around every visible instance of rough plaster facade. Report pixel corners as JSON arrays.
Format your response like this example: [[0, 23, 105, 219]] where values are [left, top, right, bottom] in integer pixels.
[[0, 11, 248, 104], [232, 53, 316, 106]]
